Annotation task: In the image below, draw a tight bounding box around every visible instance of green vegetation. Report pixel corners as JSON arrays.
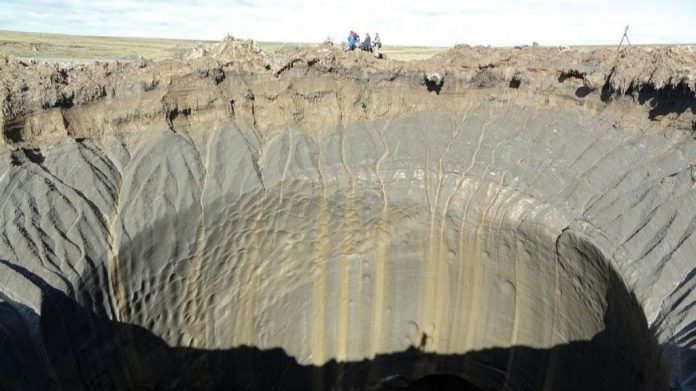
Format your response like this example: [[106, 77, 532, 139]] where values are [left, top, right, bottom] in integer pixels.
[[380, 46, 447, 61], [0, 30, 448, 62], [0, 30, 215, 60], [1, 30, 692, 63]]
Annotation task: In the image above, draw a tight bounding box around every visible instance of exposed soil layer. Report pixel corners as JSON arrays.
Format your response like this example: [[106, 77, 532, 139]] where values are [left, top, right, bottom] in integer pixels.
[[1, 38, 695, 390]]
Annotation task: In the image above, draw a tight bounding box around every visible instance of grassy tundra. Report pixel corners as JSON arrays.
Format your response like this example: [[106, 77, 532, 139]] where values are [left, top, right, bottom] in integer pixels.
[[0, 30, 448, 62]]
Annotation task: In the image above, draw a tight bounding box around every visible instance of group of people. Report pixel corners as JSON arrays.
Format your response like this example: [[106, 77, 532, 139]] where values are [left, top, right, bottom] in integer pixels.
[[347, 31, 381, 52]]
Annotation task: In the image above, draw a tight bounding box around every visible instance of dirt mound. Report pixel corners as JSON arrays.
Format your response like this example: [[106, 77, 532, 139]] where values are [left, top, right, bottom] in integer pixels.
[[2, 40, 696, 144]]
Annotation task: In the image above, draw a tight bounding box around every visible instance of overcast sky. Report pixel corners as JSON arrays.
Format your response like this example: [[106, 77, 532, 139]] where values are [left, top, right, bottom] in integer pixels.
[[1, 0, 694, 47]]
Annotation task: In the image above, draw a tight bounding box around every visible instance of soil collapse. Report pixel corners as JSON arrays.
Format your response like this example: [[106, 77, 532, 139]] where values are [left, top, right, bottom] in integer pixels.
[[1, 38, 696, 390]]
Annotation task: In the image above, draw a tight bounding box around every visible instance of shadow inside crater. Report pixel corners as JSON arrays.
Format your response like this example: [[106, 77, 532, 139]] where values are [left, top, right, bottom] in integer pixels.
[[0, 256, 670, 391]]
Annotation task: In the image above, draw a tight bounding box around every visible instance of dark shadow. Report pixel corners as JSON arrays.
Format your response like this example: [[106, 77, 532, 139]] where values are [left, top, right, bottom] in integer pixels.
[[424, 77, 444, 95], [2, 118, 24, 143], [405, 374, 483, 390], [21, 148, 45, 164], [557, 70, 585, 83], [575, 86, 593, 98], [599, 76, 696, 121], [557, 70, 594, 98], [0, 298, 58, 390], [166, 107, 192, 132], [659, 343, 696, 390], [0, 238, 671, 391], [633, 82, 696, 120], [55, 95, 74, 109], [600, 78, 615, 102]]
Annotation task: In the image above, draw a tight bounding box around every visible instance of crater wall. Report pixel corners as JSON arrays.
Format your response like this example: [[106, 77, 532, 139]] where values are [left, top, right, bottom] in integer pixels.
[[0, 40, 695, 390]]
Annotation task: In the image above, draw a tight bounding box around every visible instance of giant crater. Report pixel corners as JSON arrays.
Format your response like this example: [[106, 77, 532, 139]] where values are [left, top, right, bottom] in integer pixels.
[[1, 40, 695, 390]]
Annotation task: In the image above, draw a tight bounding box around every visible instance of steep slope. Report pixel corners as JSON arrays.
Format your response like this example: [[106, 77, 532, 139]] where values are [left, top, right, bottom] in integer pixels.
[[1, 38, 695, 390]]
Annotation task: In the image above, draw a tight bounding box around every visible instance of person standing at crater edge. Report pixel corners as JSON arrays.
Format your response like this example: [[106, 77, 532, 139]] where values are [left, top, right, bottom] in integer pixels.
[[347, 31, 357, 50], [361, 33, 372, 52], [372, 32, 381, 50]]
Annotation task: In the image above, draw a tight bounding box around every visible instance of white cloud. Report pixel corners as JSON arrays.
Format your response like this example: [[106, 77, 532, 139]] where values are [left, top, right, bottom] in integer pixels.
[[1, 0, 694, 46]]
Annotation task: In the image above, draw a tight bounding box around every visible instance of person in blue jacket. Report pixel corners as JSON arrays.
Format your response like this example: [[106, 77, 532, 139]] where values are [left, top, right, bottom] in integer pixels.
[[347, 31, 357, 50]]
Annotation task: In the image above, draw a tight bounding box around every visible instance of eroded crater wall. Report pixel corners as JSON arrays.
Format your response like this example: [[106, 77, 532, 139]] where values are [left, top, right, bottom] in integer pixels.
[[1, 41, 695, 389]]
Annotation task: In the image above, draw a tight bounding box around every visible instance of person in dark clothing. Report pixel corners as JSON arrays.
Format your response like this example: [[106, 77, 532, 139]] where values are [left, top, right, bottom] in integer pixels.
[[360, 33, 372, 52]]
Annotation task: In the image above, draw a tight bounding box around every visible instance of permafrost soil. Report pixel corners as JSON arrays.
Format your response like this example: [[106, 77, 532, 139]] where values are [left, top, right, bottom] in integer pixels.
[[1, 39, 696, 390]]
